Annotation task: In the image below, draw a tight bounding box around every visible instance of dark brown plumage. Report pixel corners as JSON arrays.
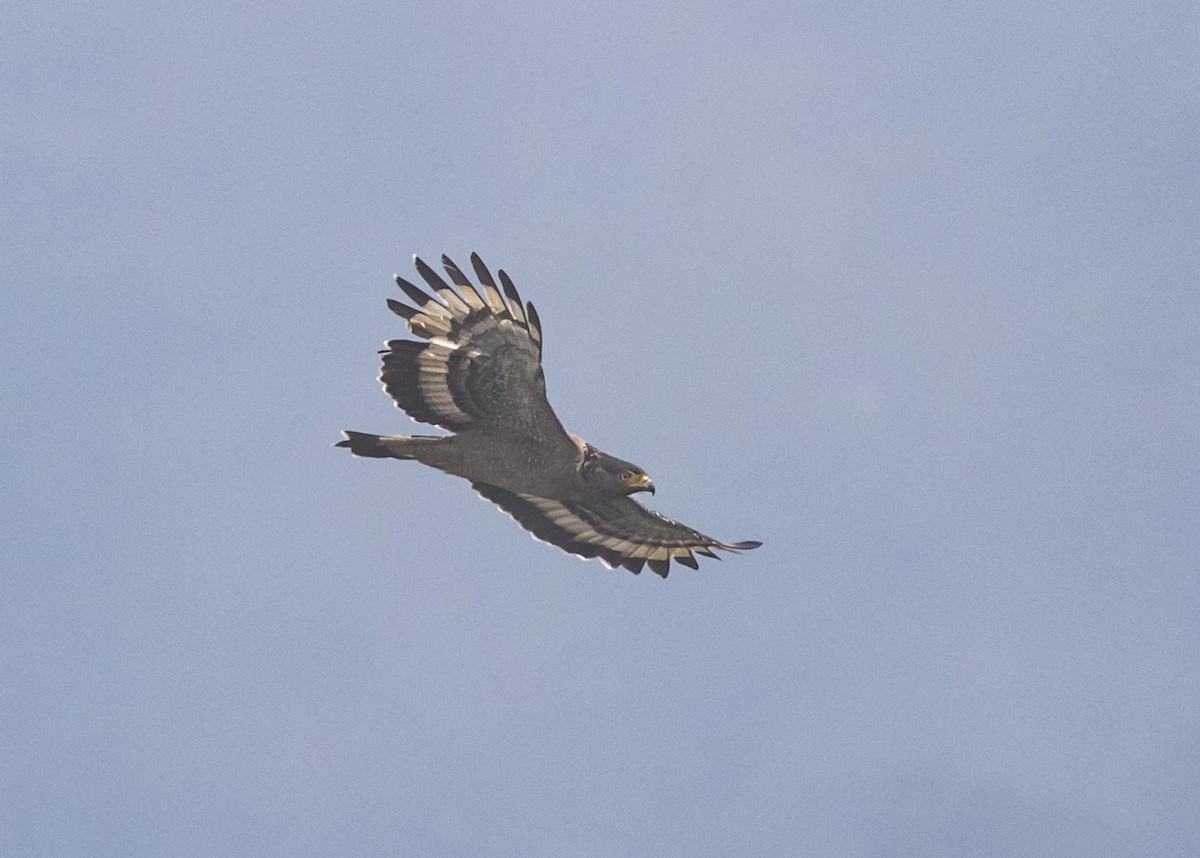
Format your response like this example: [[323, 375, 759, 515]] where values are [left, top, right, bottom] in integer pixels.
[[337, 253, 761, 577]]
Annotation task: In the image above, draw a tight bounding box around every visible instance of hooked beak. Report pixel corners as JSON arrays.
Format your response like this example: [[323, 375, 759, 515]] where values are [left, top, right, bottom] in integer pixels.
[[635, 474, 655, 495]]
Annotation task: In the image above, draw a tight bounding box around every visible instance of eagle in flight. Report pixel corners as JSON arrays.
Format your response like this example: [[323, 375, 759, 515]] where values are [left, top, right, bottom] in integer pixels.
[[337, 254, 761, 577]]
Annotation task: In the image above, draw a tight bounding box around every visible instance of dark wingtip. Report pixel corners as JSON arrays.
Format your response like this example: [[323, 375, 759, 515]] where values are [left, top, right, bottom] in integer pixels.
[[414, 255, 451, 293], [647, 557, 670, 577], [732, 540, 763, 550], [497, 269, 524, 319], [440, 254, 467, 284], [386, 298, 417, 319], [675, 551, 699, 570], [470, 252, 497, 288], [394, 274, 437, 307]]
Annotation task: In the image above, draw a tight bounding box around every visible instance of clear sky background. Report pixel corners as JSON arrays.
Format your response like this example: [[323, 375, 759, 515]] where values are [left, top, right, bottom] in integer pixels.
[[4, 2, 1197, 855]]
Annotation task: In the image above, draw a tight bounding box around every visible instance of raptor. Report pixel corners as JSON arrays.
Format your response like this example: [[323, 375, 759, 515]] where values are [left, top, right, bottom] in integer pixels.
[[337, 254, 760, 577]]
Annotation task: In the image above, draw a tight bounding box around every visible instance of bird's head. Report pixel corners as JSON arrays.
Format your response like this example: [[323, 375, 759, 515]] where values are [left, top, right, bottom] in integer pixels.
[[581, 445, 655, 497]]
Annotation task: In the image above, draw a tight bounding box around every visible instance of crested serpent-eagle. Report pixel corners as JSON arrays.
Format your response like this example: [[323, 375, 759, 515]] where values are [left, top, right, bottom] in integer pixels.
[[337, 254, 761, 577]]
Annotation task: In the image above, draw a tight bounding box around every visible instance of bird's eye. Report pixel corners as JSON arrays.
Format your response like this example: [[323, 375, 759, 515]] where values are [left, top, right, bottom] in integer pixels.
[[620, 470, 635, 483]]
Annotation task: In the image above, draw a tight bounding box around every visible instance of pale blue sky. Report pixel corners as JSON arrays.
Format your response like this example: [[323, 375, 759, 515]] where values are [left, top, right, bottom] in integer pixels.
[[3, 2, 1198, 855]]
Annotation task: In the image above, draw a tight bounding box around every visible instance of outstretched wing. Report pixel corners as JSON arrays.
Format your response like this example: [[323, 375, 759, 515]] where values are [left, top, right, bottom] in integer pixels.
[[380, 253, 565, 445], [472, 482, 762, 578]]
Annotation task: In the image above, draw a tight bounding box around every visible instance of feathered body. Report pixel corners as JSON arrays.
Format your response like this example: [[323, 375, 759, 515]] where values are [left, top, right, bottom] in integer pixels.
[[338, 253, 760, 577]]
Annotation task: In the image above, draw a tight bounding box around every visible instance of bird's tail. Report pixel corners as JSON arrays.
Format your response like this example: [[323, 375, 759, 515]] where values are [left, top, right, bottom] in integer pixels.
[[334, 431, 443, 460]]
